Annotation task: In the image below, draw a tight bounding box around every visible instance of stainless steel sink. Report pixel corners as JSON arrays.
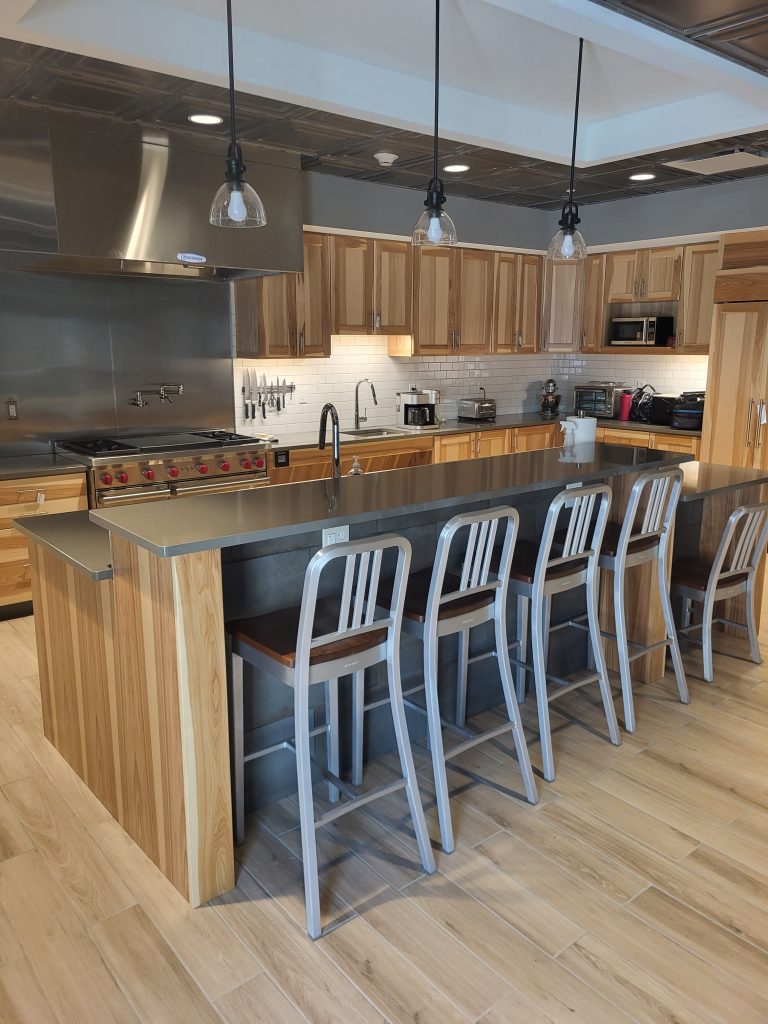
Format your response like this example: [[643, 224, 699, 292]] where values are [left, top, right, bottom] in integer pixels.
[[340, 427, 406, 439]]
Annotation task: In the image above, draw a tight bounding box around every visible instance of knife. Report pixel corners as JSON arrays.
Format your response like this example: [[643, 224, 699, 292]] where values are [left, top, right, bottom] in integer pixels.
[[243, 369, 249, 419], [245, 368, 252, 419], [282, 378, 287, 411]]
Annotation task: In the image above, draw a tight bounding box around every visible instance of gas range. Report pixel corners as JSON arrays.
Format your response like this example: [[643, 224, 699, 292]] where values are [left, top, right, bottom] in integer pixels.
[[56, 430, 275, 508]]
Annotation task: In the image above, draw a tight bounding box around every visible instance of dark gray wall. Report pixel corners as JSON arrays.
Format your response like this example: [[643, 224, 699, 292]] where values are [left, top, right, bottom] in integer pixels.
[[570, 175, 768, 246], [0, 271, 233, 454], [304, 170, 549, 250]]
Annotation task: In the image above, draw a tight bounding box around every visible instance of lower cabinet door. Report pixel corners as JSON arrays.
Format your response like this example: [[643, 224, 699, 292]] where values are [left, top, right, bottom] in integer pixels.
[[434, 433, 474, 463]]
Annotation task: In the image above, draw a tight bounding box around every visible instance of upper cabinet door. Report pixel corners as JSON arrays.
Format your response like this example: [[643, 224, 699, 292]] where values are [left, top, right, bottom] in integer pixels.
[[457, 249, 493, 353], [297, 233, 331, 357], [541, 259, 585, 353], [413, 247, 457, 354], [605, 251, 640, 302], [677, 243, 719, 353], [643, 246, 683, 301], [330, 235, 374, 334], [516, 255, 542, 353], [700, 303, 768, 467], [374, 240, 412, 334], [582, 253, 606, 352], [493, 252, 519, 353], [233, 279, 260, 358], [256, 274, 296, 358]]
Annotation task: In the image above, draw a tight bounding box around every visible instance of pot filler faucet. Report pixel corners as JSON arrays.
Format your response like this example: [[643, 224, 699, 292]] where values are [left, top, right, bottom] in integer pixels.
[[355, 378, 378, 430], [318, 402, 341, 479]]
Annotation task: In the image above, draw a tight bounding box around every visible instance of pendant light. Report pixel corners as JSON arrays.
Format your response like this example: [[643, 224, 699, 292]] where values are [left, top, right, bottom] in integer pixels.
[[547, 37, 586, 261], [412, 0, 457, 246], [209, 0, 266, 228]]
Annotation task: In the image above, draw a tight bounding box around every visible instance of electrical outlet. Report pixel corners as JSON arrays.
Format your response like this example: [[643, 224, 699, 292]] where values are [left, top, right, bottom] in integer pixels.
[[5, 398, 19, 420], [322, 524, 349, 546]]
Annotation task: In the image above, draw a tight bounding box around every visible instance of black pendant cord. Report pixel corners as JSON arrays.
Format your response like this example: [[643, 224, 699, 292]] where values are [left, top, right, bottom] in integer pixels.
[[432, 0, 440, 185], [566, 36, 584, 209], [225, 0, 244, 179]]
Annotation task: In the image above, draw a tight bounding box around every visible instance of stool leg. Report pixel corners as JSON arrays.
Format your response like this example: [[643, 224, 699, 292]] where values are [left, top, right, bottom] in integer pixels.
[[746, 577, 762, 665], [455, 629, 469, 728], [227, 645, 245, 847], [530, 591, 555, 782], [701, 591, 716, 683], [657, 560, 689, 706], [325, 678, 340, 803], [294, 682, 321, 940], [495, 609, 538, 805], [588, 572, 621, 747], [351, 670, 365, 787], [387, 645, 436, 874], [542, 595, 552, 669], [515, 595, 529, 702], [424, 635, 455, 853], [613, 566, 636, 733], [683, 597, 693, 629]]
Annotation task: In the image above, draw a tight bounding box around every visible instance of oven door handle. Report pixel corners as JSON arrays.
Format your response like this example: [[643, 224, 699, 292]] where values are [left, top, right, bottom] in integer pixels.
[[171, 477, 270, 498], [98, 487, 173, 505]]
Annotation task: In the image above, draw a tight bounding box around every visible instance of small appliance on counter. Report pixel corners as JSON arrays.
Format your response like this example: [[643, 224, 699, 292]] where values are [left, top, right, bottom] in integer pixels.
[[610, 315, 674, 347], [539, 378, 561, 419], [395, 387, 440, 430], [647, 392, 680, 426], [572, 381, 627, 419], [671, 392, 706, 431], [458, 387, 496, 422]]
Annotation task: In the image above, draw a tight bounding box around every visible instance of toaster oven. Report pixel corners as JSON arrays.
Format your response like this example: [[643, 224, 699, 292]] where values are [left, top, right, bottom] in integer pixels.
[[573, 381, 626, 419]]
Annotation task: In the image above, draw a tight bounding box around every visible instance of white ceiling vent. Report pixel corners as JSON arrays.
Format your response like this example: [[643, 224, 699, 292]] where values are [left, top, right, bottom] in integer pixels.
[[664, 148, 768, 176]]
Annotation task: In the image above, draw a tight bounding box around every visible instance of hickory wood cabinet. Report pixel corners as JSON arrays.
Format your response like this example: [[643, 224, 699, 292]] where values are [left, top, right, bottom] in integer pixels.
[[677, 242, 720, 353], [413, 247, 496, 355], [234, 233, 331, 358], [433, 422, 560, 463], [493, 253, 542, 354], [269, 436, 434, 484], [605, 246, 683, 303], [0, 472, 88, 606], [330, 236, 413, 335], [596, 427, 701, 458]]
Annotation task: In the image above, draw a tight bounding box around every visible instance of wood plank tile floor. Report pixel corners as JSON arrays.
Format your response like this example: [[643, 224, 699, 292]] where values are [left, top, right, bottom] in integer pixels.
[[0, 613, 767, 1022]]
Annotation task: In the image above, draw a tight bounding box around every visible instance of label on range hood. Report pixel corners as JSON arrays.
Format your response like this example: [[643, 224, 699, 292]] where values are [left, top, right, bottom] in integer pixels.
[[176, 252, 207, 264]]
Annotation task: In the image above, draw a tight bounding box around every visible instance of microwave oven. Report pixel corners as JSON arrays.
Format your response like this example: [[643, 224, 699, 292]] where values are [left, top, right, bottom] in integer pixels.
[[610, 316, 674, 346]]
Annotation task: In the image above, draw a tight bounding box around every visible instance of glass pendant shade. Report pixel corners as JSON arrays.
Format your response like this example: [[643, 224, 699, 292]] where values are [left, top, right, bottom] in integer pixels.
[[209, 180, 266, 228], [412, 206, 457, 246], [547, 227, 587, 261]]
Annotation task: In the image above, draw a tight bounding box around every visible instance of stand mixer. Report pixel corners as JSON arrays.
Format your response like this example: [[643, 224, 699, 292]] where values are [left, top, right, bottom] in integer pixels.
[[540, 378, 561, 419]]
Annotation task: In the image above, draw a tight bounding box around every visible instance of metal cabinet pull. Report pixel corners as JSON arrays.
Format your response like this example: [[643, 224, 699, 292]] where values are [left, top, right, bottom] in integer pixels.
[[745, 398, 755, 448], [375, 312, 381, 330], [758, 401, 766, 448], [300, 326, 305, 354], [516, 331, 522, 349], [369, 310, 375, 330]]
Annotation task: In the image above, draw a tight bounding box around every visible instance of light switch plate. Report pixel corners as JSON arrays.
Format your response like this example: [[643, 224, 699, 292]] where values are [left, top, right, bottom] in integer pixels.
[[322, 524, 350, 546], [5, 398, 18, 420]]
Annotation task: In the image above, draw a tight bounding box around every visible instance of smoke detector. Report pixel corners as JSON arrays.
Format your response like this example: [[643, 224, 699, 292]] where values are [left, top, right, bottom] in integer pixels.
[[373, 151, 399, 168]]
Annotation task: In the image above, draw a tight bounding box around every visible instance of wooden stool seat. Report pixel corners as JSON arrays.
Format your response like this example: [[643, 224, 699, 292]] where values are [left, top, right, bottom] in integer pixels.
[[380, 567, 495, 623], [492, 538, 588, 583], [672, 556, 748, 593], [600, 521, 660, 559]]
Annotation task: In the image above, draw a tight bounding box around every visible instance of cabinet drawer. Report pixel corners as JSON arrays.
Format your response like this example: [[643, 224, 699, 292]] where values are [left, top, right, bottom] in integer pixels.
[[601, 429, 651, 447], [1, 494, 88, 532], [0, 530, 31, 606], [649, 433, 701, 456], [0, 473, 86, 507]]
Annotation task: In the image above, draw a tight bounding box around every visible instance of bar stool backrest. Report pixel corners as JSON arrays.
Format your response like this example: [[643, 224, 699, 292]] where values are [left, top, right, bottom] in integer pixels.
[[711, 503, 768, 586], [295, 535, 412, 677], [618, 467, 683, 556], [536, 483, 612, 582], [425, 506, 520, 629]]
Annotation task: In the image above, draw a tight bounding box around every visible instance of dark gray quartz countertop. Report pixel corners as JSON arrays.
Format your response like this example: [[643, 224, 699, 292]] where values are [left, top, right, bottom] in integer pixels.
[[90, 442, 693, 559], [0, 454, 86, 480], [14, 511, 112, 580], [679, 461, 768, 502]]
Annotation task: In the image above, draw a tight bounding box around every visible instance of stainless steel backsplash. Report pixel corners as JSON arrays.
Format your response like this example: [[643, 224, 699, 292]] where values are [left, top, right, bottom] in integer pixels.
[[0, 270, 233, 454]]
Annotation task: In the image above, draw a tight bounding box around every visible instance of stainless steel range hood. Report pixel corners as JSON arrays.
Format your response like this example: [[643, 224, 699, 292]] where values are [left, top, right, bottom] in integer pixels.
[[0, 103, 303, 280]]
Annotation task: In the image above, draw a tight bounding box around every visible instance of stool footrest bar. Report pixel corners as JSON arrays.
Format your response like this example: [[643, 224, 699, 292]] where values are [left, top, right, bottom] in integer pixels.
[[315, 778, 407, 828], [445, 720, 513, 760]]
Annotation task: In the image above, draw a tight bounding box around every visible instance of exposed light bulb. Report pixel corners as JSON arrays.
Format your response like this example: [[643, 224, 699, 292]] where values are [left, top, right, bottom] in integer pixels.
[[561, 232, 574, 258], [427, 214, 443, 244], [228, 188, 247, 223]]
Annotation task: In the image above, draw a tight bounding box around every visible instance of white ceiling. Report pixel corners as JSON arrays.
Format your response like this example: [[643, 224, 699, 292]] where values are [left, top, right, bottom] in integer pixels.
[[4, 0, 768, 165]]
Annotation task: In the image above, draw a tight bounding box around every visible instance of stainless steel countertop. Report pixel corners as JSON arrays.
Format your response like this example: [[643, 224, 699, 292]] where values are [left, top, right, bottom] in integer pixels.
[[90, 443, 693, 558], [14, 511, 112, 580], [268, 414, 701, 451], [680, 462, 768, 502], [0, 454, 86, 480]]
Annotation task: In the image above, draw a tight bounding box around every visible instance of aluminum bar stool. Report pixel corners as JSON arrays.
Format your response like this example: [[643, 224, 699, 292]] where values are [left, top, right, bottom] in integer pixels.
[[226, 534, 435, 940], [353, 506, 538, 854], [508, 484, 620, 783], [672, 502, 768, 682], [597, 467, 688, 733]]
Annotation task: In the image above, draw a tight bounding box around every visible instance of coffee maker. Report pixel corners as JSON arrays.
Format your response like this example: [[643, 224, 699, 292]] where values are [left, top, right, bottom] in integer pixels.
[[395, 387, 440, 430]]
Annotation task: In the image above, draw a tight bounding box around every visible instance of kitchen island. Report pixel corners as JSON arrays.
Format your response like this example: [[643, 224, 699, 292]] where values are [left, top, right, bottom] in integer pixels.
[[22, 444, 758, 908]]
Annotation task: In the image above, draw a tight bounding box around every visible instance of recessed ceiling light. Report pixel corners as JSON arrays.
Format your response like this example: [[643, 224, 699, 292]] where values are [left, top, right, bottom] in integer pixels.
[[629, 171, 656, 181], [443, 163, 470, 173], [188, 113, 224, 126]]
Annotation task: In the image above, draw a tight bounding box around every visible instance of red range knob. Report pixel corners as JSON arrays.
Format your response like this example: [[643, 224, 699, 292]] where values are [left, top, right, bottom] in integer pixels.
[[167, 466, 180, 478], [101, 472, 113, 485], [219, 461, 231, 472], [240, 457, 253, 470], [142, 468, 155, 481], [197, 463, 209, 475], [254, 457, 265, 470], [116, 471, 129, 484]]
